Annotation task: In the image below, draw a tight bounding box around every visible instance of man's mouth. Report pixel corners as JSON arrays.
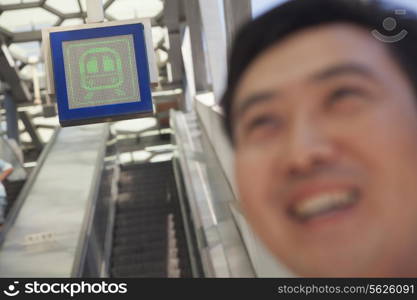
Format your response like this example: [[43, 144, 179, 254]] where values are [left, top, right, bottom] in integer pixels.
[[288, 188, 360, 222]]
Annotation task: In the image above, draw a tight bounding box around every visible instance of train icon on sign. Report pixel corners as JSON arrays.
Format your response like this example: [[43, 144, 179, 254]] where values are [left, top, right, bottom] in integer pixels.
[[79, 47, 126, 100]]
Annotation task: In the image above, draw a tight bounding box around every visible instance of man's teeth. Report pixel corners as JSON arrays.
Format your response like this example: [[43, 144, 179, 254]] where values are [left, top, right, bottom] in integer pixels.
[[291, 190, 358, 221]]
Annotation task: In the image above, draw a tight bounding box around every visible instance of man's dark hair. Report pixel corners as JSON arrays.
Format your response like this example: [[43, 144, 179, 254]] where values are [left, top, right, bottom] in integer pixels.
[[221, 0, 417, 141]]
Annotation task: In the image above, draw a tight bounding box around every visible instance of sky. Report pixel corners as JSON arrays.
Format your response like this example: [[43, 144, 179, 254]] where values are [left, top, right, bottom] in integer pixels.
[[251, 0, 417, 18], [251, 0, 288, 18]]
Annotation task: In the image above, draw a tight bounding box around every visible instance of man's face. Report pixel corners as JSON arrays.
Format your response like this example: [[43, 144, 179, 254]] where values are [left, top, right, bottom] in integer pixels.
[[232, 24, 417, 277]]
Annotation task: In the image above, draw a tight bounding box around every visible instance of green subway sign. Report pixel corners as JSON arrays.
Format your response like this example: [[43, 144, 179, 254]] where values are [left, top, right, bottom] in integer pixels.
[[63, 35, 140, 109]]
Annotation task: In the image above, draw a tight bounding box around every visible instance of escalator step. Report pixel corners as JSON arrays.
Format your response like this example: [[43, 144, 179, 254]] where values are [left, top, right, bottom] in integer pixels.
[[114, 232, 166, 244], [110, 155, 191, 278], [115, 213, 167, 224], [112, 245, 167, 257], [112, 262, 167, 277], [112, 252, 168, 265], [112, 239, 168, 254]]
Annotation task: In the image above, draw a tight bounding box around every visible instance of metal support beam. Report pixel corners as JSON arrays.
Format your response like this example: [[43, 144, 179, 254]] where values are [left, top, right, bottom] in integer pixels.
[[183, 0, 210, 92], [42, 4, 65, 19], [18, 111, 43, 151], [0, 45, 32, 103], [4, 92, 19, 144], [104, 0, 116, 10], [163, 0, 184, 84], [0, 28, 13, 42], [11, 30, 42, 43], [223, 0, 252, 53], [167, 32, 183, 83], [0, 2, 41, 11], [198, 0, 228, 101], [77, 0, 87, 24]]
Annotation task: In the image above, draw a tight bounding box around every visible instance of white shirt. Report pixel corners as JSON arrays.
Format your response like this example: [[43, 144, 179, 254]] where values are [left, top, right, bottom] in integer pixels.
[[0, 160, 13, 198]]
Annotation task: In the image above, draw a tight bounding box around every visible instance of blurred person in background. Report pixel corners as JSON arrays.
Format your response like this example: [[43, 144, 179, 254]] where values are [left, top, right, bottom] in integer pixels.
[[0, 159, 13, 227], [222, 0, 417, 276]]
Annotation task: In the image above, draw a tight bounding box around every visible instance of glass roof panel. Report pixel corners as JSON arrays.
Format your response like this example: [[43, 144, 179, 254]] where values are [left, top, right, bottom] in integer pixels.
[[0, 0, 164, 62], [0, 0, 21, 5], [10, 41, 40, 58], [0, 0, 162, 35], [61, 18, 84, 26], [46, 0, 80, 14], [0, 7, 59, 32], [107, 0, 163, 20], [79, 0, 110, 12]]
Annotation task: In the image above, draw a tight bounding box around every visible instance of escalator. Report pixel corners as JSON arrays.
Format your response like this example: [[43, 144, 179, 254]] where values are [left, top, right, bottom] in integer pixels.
[[0, 114, 252, 278], [0, 124, 201, 277], [109, 134, 193, 278], [4, 179, 25, 216]]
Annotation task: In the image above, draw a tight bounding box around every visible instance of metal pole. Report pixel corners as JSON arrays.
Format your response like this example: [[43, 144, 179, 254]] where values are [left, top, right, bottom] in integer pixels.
[[18, 111, 43, 151], [4, 92, 19, 144], [86, 0, 104, 24], [32, 65, 41, 105]]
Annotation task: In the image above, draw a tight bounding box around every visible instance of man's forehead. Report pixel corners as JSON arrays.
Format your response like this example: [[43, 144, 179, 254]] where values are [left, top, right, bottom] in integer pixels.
[[233, 23, 393, 103]]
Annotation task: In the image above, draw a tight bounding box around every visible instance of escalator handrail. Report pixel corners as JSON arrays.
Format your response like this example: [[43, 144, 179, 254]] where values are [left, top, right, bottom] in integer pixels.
[[0, 127, 61, 247]]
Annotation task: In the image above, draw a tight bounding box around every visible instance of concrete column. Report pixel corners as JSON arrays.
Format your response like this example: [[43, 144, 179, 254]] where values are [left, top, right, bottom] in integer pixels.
[[183, 0, 211, 92], [4, 92, 19, 144]]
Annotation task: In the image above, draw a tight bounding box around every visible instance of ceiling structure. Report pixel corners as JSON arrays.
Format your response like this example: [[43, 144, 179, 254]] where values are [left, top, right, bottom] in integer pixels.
[[0, 0, 165, 61], [0, 0, 181, 156], [0, 0, 173, 97]]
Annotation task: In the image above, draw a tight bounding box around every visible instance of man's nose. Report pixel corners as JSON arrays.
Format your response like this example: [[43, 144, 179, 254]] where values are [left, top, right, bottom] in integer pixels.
[[284, 120, 337, 176]]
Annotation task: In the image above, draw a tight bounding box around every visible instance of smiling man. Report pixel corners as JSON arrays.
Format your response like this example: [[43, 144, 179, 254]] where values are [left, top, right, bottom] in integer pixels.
[[221, 0, 417, 277]]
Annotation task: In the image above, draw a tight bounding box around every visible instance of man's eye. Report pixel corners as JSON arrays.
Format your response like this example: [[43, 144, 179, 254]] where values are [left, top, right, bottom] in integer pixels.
[[330, 87, 363, 100], [246, 116, 280, 132], [326, 87, 367, 110]]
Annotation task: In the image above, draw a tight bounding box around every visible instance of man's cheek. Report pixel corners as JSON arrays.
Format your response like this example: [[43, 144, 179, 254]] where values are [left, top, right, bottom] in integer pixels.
[[237, 156, 268, 189], [236, 156, 274, 207]]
